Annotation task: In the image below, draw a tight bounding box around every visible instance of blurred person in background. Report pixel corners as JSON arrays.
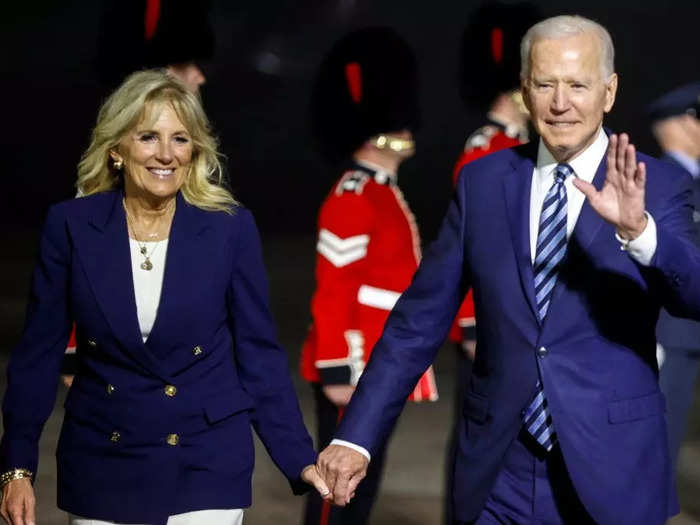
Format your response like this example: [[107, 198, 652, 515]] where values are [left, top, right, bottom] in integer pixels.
[[300, 27, 438, 525], [62, 0, 215, 388], [444, 4, 542, 522], [651, 82, 700, 468], [0, 70, 329, 525]]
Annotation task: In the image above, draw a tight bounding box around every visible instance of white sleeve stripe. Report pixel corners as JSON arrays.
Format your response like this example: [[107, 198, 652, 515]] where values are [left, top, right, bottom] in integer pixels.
[[315, 358, 351, 368], [317, 242, 367, 267], [357, 284, 401, 311], [319, 229, 370, 252]]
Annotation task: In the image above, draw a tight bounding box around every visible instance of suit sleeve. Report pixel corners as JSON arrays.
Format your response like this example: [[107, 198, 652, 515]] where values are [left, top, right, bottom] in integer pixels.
[[648, 168, 700, 320], [0, 205, 72, 476], [335, 176, 471, 456], [227, 209, 316, 494], [307, 191, 374, 385]]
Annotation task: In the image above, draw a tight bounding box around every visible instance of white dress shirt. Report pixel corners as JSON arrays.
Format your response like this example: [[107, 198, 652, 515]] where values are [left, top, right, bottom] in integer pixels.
[[332, 127, 658, 461]]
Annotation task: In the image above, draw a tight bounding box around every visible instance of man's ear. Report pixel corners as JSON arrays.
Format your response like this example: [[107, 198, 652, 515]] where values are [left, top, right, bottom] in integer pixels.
[[603, 73, 618, 114]]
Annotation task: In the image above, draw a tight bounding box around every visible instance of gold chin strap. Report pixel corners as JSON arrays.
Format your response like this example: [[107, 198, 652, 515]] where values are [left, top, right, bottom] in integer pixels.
[[370, 134, 415, 153], [511, 90, 530, 117]]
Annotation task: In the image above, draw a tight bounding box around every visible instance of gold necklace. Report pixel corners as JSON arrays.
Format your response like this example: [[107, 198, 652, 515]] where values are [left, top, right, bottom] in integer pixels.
[[123, 199, 173, 271]]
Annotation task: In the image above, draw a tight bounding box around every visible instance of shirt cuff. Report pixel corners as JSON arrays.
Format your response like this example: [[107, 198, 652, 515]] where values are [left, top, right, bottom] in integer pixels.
[[329, 439, 371, 461], [614, 211, 656, 266]]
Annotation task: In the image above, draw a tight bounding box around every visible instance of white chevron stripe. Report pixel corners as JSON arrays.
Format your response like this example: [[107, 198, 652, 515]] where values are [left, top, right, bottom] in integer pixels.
[[357, 285, 401, 310], [317, 242, 367, 267], [318, 229, 370, 252]]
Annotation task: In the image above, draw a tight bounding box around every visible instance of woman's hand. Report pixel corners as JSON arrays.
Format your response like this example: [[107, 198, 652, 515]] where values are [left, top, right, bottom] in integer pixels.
[[0, 478, 36, 525], [301, 464, 332, 500]]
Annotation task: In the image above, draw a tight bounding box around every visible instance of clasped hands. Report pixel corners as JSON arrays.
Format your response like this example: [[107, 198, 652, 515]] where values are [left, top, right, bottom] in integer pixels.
[[304, 444, 369, 506]]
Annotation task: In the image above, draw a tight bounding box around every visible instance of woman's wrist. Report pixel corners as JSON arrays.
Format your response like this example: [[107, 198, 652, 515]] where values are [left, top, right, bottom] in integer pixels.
[[0, 469, 33, 488]]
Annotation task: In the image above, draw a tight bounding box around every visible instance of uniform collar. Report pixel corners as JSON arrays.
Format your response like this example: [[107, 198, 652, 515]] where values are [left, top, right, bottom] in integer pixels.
[[354, 159, 397, 185]]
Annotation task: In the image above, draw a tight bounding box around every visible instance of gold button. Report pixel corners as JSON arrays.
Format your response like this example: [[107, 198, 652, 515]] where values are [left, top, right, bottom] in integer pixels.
[[166, 433, 179, 446], [106, 384, 115, 395], [164, 385, 177, 397], [110, 431, 120, 443], [193, 345, 203, 356], [87, 338, 98, 348]]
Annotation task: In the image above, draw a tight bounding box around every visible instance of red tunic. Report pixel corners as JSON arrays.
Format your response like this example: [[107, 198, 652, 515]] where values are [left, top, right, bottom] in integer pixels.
[[449, 123, 525, 343], [300, 161, 438, 402]]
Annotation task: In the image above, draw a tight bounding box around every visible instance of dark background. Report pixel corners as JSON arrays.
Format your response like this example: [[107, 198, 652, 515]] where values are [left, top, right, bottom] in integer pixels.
[[1, 1, 698, 240], [1, 2, 699, 522]]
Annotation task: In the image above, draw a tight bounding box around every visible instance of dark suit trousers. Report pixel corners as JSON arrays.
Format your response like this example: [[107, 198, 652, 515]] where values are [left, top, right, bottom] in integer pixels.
[[303, 384, 388, 525], [458, 431, 595, 525]]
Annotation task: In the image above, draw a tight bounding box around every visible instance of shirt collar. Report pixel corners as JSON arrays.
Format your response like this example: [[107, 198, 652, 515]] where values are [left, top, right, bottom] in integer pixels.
[[536, 127, 608, 184], [354, 159, 397, 184], [667, 150, 700, 179]]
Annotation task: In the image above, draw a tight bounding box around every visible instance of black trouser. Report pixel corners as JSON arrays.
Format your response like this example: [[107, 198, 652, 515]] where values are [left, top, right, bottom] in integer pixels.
[[303, 383, 389, 525]]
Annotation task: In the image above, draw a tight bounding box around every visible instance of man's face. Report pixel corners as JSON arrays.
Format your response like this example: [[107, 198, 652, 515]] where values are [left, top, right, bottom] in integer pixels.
[[522, 32, 617, 162]]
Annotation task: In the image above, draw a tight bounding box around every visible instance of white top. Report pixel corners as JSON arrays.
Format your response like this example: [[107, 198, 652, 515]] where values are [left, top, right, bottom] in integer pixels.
[[128, 238, 168, 342]]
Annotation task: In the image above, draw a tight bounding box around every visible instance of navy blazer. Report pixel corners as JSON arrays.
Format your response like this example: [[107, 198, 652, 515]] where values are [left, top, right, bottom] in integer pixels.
[[0, 191, 316, 524], [335, 141, 700, 525]]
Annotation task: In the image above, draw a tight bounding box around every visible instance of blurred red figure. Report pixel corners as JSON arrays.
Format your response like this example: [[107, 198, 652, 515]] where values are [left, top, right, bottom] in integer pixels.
[[301, 27, 437, 525]]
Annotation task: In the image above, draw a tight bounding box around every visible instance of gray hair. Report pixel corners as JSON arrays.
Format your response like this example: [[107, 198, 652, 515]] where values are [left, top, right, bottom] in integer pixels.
[[520, 15, 615, 81]]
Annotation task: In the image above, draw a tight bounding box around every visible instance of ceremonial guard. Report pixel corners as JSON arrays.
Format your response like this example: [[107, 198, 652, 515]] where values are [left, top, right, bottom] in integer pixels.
[[300, 27, 437, 525], [445, 3, 542, 523]]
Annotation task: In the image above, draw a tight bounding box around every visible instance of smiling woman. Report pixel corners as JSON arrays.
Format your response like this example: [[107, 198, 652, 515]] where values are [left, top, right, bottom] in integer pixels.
[[0, 70, 330, 525]]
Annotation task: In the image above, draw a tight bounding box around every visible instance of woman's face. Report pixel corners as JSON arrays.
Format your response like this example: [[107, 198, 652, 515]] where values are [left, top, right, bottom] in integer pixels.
[[116, 103, 193, 203]]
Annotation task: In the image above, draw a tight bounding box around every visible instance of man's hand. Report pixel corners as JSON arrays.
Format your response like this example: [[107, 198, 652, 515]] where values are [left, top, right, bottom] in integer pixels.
[[322, 385, 355, 407], [0, 478, 36, 525], [317, 444, 369, 506], [301, 464, 332, 500], [572, 133, 648, 240]]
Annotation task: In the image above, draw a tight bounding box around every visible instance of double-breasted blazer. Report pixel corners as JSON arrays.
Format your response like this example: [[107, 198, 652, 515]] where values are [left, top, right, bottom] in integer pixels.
[[0, 190, 316, 524], [335, 140, 700, 525]]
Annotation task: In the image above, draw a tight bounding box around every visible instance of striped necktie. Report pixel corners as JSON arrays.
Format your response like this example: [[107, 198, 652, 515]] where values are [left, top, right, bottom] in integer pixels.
[[523, 162, 573, 452]]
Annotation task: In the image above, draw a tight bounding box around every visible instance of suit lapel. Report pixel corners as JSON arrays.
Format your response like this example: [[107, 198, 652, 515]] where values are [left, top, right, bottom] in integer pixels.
[[71, 191, 170, 381], [503, 144, 540, 325], [145, 193, 211, 360]]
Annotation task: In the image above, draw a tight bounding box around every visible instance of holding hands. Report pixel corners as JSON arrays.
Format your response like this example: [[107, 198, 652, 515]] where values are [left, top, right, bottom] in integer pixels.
[[316, 444, 369, 506], [572, 133, 648, 240]]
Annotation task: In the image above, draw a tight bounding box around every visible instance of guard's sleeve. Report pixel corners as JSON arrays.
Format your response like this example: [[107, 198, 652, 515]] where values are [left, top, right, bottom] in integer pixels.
[[335, 173, 472, 455], [307, 189, 375, 385], [0, 205, 72, 477]]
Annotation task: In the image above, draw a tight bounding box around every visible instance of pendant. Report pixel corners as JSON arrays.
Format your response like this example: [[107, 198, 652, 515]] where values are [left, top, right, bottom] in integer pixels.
[[140, 246, 148, 255], [141, 258, 153, 271]]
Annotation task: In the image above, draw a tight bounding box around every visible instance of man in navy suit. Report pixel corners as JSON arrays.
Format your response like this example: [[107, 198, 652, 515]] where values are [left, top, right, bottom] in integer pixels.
[[316, 15, 700, 525], [650, 82, 700, 468]]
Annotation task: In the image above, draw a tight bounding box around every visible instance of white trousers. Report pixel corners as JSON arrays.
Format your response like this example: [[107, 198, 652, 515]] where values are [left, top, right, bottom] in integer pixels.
[[69, 509, 244, 525]]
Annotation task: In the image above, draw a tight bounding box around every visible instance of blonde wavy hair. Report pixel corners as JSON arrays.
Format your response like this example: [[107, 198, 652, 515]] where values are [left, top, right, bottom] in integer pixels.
[[77, 69, 237, 213]]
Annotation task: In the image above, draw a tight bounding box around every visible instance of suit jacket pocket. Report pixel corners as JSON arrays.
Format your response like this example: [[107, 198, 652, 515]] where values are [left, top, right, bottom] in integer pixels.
[[203, 388, 255, 424], [608, 391, 665, 424], [463, 391, 489, 424]]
